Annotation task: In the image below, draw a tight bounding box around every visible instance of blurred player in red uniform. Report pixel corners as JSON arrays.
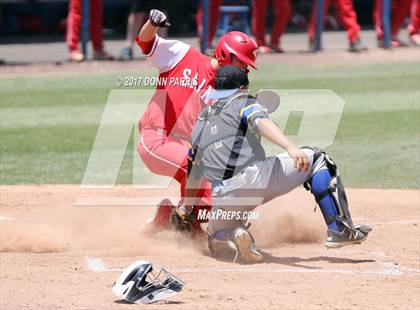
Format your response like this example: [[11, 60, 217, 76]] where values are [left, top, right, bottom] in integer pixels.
[[196, 0, 223, 50], [136, 10, 258, 235], [408, 0, 420, 45], [66, 0, 113, 61], [373, 0, 413, 47], [308, 0, 367, 52], [252, 0, 291, 53]]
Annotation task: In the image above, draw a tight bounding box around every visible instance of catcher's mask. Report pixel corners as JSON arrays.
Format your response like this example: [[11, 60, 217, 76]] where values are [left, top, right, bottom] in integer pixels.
[[112, 260, 184, 304]]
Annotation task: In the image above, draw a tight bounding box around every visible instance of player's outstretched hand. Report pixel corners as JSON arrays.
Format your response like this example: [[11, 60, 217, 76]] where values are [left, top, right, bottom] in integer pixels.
[[149, 9, 171, 28], [287, 146, 309, 172]]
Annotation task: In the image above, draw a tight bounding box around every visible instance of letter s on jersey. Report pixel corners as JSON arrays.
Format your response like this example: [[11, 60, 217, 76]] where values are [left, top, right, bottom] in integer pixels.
[[183, 68, 206, 91]]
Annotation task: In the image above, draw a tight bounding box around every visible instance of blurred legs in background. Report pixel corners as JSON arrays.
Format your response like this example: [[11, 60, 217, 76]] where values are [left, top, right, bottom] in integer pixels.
[[374, 0, 413, 48], [408, 0, 420, 45], [120, 9, 147, 60], [252, 0, 291, 53], [66, 0, 113, 61], [119, 0, 166, 61], [308, 0, 366, 52], [196, 0, 223, 50]]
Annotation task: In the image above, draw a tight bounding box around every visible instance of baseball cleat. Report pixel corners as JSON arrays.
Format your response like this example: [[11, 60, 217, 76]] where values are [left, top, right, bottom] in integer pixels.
[[377, 37, 409, 49], [142, 199, 174, 236], [409, 34, 420, 46], [325, 224, 372, 249], [348, 38, 368, 53], [93, 49, 114, 60], [119, 47, 133, 61], [257, 46, 272, 54], [68, 49, 84, 62], [231, 227, 264, 264], [270, 45, 285, 53], [309, 38, 317, 52], [391, 37, 409, 48]]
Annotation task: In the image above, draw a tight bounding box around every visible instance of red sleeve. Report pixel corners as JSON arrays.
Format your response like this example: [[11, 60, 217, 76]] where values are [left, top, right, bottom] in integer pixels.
[[135, 35, 156, 55]]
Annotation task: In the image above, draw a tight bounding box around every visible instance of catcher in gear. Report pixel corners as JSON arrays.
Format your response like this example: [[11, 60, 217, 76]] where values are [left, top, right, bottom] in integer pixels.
[[182, 66, 372, 264]]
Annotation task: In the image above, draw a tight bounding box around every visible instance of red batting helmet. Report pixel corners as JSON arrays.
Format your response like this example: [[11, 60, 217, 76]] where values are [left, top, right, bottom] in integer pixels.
[[214, 31, 258, 69]]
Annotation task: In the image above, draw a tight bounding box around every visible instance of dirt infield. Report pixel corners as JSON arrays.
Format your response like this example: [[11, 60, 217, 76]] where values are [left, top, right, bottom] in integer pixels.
[[0, 185, 419, 309]]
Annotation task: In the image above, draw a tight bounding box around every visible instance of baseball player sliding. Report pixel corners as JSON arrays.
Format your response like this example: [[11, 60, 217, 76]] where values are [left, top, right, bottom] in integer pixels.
[[180, 66, 372, 264], [135, 9, 259, 235]]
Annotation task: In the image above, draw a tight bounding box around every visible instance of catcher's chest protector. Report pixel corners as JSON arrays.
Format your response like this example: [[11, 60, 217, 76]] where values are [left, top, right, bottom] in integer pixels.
[[190, 93, 265, 181]]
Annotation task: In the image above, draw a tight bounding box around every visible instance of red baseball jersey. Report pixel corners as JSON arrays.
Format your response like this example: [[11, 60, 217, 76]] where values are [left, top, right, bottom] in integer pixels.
[[136, 35, 216, 137]]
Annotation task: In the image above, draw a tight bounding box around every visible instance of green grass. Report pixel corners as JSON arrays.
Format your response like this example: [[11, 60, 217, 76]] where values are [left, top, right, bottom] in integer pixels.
[[1, 62, 419, 188]]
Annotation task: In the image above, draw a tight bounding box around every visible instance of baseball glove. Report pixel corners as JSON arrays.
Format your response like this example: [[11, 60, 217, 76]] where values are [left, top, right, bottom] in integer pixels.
[[169, 206, 196, 232], [149, 9, 171, 28]]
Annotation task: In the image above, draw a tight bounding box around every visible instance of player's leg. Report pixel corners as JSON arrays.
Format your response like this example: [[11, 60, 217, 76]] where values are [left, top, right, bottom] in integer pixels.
[[270, 0, 291, 53], [206, 153, 310, 264], [252, 0, 269, 50], [89, 0, 103, 52], [89, 0, 113, 60], [375, 0, 412, 47], [139, 130, 211, 205], [308, 0, 330, 51], [138, 129, 189, 235], [138, 129, 211, 235], [335, 0, 367, 52], [301, 147, 372, 248], [138, 129, 189, 179], [207, 204, 264, 264], [263, 147, 371, 248], [66, 0, 83, 61], [408, 0, 420, 45], [208, 0, 223, 48], [373, 0, 384, 43], [391, 0, 412, 46], [119, 0, 148, 61], [196, 0, 222, 50]]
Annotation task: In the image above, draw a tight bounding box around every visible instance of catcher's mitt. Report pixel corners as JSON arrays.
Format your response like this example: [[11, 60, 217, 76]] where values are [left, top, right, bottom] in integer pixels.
[[169, 207, 196, 233]]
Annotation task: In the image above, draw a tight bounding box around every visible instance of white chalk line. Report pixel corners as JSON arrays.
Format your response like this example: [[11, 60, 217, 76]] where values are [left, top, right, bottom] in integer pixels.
[[0, 215, 56, 223], [84, 251, 420, 277], [85, 257, 122, 273]]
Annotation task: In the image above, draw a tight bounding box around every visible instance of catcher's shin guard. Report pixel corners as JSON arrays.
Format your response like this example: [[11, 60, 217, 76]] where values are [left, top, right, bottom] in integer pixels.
[[303, 148, 355, 232]]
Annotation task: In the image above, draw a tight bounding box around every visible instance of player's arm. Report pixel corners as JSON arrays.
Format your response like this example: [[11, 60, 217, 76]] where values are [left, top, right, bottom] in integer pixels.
[[138, 20, 158, 43], [257, 118, 309, 172], [136, 9, 169, 54], [136, 10, 190, 73], [241, 101, 309, 172], [138, 9, 170, 43]]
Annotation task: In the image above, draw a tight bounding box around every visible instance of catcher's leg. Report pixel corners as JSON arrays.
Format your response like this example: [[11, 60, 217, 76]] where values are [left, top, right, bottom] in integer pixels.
[[207, 204, 264, 264], [303, 147, 372, 248]]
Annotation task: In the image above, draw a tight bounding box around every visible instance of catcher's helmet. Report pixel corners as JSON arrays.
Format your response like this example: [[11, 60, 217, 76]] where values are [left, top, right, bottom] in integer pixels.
[[214, 31, 258, 69], [112, 261, 184, 304]]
